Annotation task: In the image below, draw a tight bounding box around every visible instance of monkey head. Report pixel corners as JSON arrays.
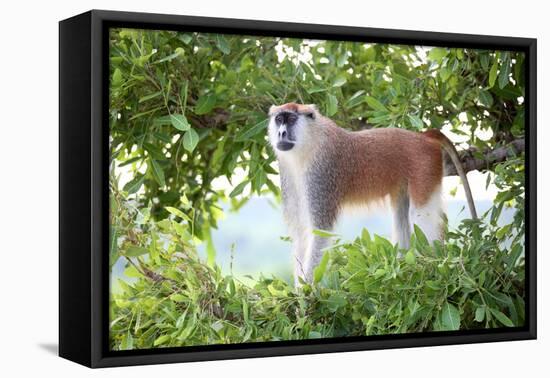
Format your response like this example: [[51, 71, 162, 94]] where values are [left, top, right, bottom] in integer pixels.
[[267, 103, 319, 153]]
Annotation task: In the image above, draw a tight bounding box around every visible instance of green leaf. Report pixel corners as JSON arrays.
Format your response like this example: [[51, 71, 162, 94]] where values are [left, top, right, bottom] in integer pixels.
[[203, 225, 216, 267], [312, 229, 338, 238], [490, 308, 514, 327], [153, 334, 171, 346], [365, 96, 388, 112], [413, 225, 429, 250], [155, 48, 184, 64], [153, 115, 173, 126], [120, 333, 133, 350], [336, 53, 347, 68], [149, 159, 166, 187], [124, 265, 141, 278], [491, 83, 522, 100], [478, 90, 494, 108], [369, 114, 391, 125], [428, 47, 448, 61], [215, 35, 231, 54], [109, 226, 119, 268], [180, 80, 189, 110], [252, 168, 267, 193], [138, 91, 162, 103], [440, 302, 460, 330], [178, 33, 192, 44], [313, 252, 330, 283], [242, 298, 249, 322], [308, 331, 322, 339], [489, 61, 498, 88], [182, 129, 199, 152], [479, 53, 489, 69], [170, 114, 190, 131], [374, 268, 386, 279], [195, 95, 217, 115], [408, 114, 424, 129], [125, 246, 149, 257], [325, 293, 346, 312], [123, 175, 145, 194], [475, 306, 485, 322], [165, 206, 191, 222], [112, 68, 123, 86], [498, 54, 511, 89], [439, 67, 451, 82], [405, 250, 416, 265], [143, 142, 165, 160], [326, 94, 338, 116], [364, 46, 376, 61], [332, 75, 347, 87], [229, 180, 249, 197], [180, 193, 191, 209], [345, 90, 366, 109], [236, 119, 268, 141], [307, 86, 327, 94], [170, 293, 187, 302], [361, 228, 371, 242]]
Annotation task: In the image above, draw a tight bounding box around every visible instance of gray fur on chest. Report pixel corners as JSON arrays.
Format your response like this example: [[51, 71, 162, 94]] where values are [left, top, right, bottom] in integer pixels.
[[304, 152, 341, 230]]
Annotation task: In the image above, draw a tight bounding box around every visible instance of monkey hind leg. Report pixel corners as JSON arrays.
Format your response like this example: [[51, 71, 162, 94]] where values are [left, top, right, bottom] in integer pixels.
[[391, 188, 412, 249], [410, 187, 444, 244]]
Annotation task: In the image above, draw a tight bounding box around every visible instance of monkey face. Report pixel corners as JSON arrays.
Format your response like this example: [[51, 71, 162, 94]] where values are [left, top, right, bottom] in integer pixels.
[[273, 111, 298, 151], [267, 103, 317, 154]]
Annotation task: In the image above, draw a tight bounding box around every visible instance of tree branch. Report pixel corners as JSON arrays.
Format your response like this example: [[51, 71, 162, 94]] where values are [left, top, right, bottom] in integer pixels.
[[444, 138, 525, 176], [188, 108, 231, 130], [181, 108, 524, 176]]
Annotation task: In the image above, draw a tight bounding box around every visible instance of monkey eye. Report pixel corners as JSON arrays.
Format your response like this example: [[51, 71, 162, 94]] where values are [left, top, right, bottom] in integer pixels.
[[275, 114, 284, 123]]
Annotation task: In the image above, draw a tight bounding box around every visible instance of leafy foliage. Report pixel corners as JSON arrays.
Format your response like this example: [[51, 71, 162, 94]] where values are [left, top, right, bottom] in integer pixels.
[[110, 189, 525, 349], [109, 28, 526, 349], [109, 29, 525, 233]]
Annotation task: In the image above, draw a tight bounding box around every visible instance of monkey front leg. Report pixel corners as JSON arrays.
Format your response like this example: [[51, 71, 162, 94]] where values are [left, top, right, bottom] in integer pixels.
[[302, 187, 339, 284], [302, 233, 332, 283], [291, 226, 308, 287]]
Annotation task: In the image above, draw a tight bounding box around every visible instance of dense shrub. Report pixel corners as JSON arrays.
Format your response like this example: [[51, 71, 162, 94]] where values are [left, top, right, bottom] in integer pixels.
[[110, 188, 525, 350]]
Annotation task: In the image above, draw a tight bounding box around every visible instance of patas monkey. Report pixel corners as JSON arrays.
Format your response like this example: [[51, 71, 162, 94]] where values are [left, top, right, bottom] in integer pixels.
[[267, 102, 477, 286]]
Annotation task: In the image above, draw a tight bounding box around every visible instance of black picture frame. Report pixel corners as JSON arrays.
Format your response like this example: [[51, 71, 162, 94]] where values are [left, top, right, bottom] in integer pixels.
[[59, 9, 537, 368]]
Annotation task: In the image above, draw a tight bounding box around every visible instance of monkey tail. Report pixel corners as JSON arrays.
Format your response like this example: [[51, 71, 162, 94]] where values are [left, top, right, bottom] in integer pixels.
[[424, 129, 478, 219]]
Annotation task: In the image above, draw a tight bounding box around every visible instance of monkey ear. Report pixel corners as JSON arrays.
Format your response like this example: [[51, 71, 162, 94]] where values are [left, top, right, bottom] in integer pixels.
[[305, 104, 318, 119], [268, 105, 278, 116], [305, 104, 318, 112]]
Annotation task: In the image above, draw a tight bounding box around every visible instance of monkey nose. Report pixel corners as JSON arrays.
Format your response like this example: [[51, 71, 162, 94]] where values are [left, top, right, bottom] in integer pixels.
[[278, 129, 287, 139]]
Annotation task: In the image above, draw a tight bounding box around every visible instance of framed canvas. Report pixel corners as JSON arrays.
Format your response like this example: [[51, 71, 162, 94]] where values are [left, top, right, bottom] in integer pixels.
[[59, 9, 537, 368]]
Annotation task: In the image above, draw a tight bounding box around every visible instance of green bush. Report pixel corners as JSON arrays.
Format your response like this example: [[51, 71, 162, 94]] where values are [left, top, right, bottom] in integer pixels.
[[110, 187, 525, 350]]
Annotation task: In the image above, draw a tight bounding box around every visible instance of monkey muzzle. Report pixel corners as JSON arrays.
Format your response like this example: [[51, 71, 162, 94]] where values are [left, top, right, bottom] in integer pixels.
[[276, 125, 295, 151]]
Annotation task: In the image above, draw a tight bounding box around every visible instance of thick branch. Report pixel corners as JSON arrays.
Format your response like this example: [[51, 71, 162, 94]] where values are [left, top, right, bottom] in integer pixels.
[[181, 108, 524, 176], [188, 108, 230, 130], [352, 120, 374, 130], [444, 138, 525, 176]]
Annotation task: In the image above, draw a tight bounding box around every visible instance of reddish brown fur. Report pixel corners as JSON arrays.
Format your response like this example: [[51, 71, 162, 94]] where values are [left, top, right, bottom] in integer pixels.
[[329, 125, 443, 208], [270, 102, 313, 115], [270, 102, 445, 208]]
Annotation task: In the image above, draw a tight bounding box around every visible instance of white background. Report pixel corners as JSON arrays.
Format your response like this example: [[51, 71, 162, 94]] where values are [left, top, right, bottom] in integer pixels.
[[0, 0, 547, 376]]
